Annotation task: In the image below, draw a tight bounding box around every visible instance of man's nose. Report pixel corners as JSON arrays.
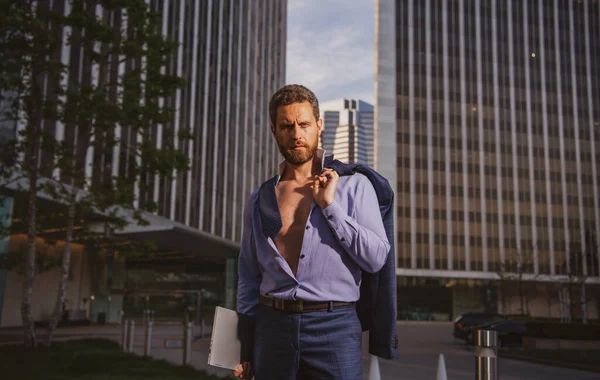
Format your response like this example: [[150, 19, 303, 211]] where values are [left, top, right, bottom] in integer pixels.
[[291, 124, 303, 139]]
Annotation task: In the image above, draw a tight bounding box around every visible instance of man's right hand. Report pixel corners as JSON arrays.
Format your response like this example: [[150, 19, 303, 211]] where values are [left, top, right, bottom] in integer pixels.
[[232, 361, 253, 379]]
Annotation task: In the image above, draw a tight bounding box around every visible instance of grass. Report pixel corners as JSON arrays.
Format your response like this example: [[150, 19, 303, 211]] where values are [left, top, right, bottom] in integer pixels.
[[0, 338, 229, 380], [500, 348, 600, 373]]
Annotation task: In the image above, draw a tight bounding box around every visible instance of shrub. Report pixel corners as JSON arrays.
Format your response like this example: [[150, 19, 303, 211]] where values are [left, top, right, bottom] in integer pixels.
[[525, 322, 600, 340]]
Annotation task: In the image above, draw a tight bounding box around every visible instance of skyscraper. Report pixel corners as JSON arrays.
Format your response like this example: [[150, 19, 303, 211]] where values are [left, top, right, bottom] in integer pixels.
[[319, 99, 374, 166], [376, 0, 600, 318]]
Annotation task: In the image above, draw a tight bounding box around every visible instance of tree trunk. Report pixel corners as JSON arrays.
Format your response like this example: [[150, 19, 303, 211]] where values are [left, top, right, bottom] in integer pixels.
[[500, 281, 507, 315], [46, 195, 76, 346], [568, 282, 575, 322], [581, 282, 588, 325], [518, 276, 525, 315], [22, 137, 39, 349], [20, 1, 48, 346]]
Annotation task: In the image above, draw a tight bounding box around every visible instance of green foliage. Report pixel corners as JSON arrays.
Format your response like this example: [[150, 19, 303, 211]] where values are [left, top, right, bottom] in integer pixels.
[[0, 338, 225, 379], [501, 348, 600, 373], [525, 321, 600, 340], [0, 0, 193, 262], [0, 247, 59, 274]]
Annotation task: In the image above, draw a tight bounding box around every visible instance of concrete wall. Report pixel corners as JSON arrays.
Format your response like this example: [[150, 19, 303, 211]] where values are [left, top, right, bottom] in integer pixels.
[[0, 234, 94, 327]]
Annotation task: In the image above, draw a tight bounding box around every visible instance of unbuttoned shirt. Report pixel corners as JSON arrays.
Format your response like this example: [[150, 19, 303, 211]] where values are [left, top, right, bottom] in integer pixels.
[[236, 150, 390, 317]]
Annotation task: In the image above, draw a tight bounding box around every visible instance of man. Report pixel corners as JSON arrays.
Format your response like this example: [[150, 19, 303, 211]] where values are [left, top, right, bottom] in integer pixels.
[[234, 84, 390, 379]]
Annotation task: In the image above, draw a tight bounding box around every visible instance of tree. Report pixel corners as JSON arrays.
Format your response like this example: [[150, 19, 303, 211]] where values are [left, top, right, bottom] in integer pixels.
[[0, 0, 191, 347], [558, 228, 598, 324], [496, 247, 537, 316], [0, 0, 65, 348]]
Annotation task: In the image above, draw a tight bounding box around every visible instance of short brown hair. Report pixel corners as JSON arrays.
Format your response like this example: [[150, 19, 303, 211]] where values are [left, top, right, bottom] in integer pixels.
[[269, 84, 320, 126]]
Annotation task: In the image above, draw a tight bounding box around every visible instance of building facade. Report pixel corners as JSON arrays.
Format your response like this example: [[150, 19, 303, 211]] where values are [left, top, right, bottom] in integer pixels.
[[0, 0, 287, 327], [376, 0, 600, 319], [319, 99, 375, 166]]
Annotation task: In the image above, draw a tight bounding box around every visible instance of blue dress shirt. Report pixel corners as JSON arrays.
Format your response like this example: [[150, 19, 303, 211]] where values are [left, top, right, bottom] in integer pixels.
[[237, 150, 391, 316]]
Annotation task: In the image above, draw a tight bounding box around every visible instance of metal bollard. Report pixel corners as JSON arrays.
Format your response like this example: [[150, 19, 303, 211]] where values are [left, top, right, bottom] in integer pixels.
[[144, 321, 153, 356], [122, 319, 129, 352], [127, 320, 136, 353], [475, 330, 498, 380], [183, 321, 193, 365]]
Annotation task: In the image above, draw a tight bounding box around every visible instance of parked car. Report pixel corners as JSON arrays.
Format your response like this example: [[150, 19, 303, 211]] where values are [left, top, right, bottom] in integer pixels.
[[453, 312, 505, 341], [465, 319, 527, 347]]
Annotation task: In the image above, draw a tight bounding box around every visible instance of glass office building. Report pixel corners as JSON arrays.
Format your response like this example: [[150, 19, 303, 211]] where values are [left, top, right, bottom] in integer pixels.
[[376, 0, 600, 319]]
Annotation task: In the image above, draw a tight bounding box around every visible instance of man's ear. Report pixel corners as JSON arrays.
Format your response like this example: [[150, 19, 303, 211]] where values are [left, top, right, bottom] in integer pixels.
[[270, 123, 276, 137], [317, 118, 323, 136]]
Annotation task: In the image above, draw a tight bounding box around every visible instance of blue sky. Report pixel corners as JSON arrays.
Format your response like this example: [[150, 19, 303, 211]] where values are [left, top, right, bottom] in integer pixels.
[[285, 0, 375, 105]]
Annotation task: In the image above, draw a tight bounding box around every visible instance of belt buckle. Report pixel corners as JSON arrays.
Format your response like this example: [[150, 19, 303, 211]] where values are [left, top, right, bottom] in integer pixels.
[[289, 300, 303, 313], [273, 298, 284, 311]]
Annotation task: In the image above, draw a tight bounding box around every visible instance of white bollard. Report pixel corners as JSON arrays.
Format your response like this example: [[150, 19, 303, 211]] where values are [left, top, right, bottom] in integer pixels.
[[436, 353, 448, 380], [368, 355, 382, 380]]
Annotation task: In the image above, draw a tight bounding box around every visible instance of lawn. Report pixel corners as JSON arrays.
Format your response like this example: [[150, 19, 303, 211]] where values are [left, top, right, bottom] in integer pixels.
[[0, 338, 230, 379], [500, 348, 600, 373]]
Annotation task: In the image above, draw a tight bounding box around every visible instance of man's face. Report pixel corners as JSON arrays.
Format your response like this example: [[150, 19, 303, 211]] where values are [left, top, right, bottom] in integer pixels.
[[271, 101, 322, 166]]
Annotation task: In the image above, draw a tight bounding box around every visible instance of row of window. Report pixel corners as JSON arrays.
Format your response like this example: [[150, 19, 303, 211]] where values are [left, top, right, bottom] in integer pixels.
[[396, 256, 588, 276], [402, 130, 577, 146], [397, 135, 598, 162], [397, 182, 595, 206], [396, 98, 600, 123], [399, 207, 595, 229], [398, 231, 584, 253], [398, 157, 597, 181]]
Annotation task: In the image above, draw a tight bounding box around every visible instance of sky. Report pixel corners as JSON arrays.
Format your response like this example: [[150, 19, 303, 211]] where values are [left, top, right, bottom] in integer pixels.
[[285, 0, 375, 105]]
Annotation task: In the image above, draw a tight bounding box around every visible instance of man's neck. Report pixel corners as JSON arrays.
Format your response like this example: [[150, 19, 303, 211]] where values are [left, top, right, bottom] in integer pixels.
[[281, 156, 321, 183]]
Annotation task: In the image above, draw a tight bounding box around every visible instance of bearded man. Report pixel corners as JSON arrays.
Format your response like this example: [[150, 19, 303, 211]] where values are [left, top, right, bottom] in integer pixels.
[[234, 84, 390, 379]]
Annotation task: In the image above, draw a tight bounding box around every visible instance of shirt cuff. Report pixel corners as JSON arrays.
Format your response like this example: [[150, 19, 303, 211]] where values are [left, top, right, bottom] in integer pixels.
[[321, 200, 350, 240]]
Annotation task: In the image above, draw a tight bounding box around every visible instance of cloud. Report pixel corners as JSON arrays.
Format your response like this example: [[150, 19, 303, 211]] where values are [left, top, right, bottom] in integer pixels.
[[286, 0, 375, 104]]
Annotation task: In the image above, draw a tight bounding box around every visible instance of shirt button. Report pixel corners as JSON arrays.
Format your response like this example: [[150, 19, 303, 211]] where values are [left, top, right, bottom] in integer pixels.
[[340, 238, 346, 242], [300, 254, 306, 259], [305, 226, 310, 230], [327, 215, 334, 220]]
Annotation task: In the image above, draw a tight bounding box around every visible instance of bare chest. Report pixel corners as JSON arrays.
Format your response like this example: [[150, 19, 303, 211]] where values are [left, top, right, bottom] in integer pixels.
[[274, 182, 313, 275]]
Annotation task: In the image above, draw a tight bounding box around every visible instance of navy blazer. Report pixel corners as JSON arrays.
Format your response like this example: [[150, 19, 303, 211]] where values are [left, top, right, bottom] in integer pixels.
[[323, 156, 400, 360]]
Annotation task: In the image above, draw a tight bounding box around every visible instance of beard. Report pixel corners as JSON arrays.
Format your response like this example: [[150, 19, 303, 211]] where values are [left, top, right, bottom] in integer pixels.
[[277, 139, 318, 166]]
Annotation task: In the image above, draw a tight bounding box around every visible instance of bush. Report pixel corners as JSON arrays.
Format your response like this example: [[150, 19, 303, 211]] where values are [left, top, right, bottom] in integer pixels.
[[525, 321, 600, 340]]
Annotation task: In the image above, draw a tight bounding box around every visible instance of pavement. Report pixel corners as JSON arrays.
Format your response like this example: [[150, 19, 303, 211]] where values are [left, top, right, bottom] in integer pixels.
[[2, 321, 599, 379], [375, 321, 599, 380]]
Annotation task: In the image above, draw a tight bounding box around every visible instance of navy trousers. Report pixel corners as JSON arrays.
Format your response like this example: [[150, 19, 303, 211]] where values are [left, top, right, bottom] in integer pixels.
[[253, 303, 362, 380]]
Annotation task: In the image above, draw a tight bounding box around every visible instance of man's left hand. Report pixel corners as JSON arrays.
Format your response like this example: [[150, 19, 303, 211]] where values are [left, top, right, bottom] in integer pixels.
[[313, 168, 338, 209]]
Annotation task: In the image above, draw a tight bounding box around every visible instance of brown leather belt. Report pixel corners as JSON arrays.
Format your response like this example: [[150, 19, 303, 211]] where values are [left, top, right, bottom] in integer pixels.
[[259, 295, 354, 313]]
